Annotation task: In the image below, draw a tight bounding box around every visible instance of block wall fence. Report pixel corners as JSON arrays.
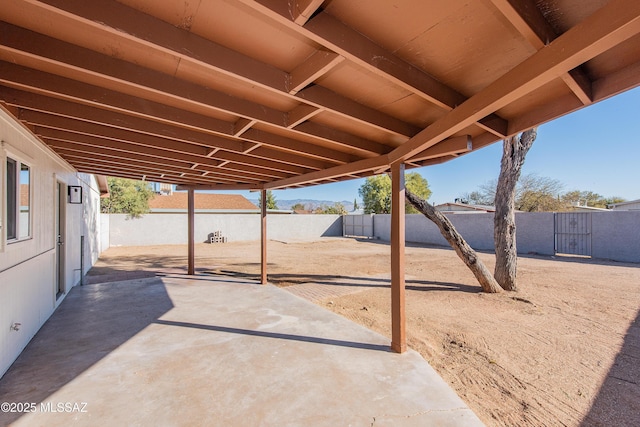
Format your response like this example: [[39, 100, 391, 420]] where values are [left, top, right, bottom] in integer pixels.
[[105, 211, 639, 263]]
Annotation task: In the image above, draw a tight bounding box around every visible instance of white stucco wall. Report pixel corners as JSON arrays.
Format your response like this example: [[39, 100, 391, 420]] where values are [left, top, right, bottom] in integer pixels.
[[0, 108, 102, 377], [100, 213, 110, 253]]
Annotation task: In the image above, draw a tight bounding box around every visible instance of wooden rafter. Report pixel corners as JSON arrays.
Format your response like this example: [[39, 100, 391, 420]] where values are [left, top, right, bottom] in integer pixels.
[[0, 10, 415, 141], [488, 0, 593, 104], [291, 0, 325, 25], [289, 50, 344, 94], [1, 85, 361, 171], [410, 136, 472, 162], [388, 0, 640, 163], [28, 117, 305, 178], [242, 1, 510, 138], [264, 0, 640, 188], [0, 0, 637, 194]]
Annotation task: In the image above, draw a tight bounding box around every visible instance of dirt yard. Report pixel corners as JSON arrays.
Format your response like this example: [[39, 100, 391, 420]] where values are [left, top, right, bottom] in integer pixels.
[[89, 238, 640, 426]]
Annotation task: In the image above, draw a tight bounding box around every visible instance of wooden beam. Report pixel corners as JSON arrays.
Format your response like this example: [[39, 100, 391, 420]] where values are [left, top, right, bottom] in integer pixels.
[[0, 59, 388, 160], [507, 92, 583, 136], [259, 0, 640, 190], [388, 0, 640, 163], [0, 3, 288, 92], [488, 0, 592, 104], [1, 86, 245, 152], [415, 155, 458, 167], [477, 115, 509, 139], [508, 59, 640, 135], [233, 118, 256, 137], [0, 23, 287, 125], [295, 85, 420, 138], [409, 135, 472, 162], [1, 84, 362, 167], [36, 126, 291, 180], [302, 11, 463, 110], [286, 104, 321, 128], [49, 146, 218, 177], [390, 162, 406, 354], [63, 158, 222, 185], [246, 145, 334, 170], [0, 62, 235, 137], [562, 69, 593, 105], [240, 3, 509, 136], [0, 10, 416, 140], [71, 163, 201, 185], [291, 0, 325, 25], [293, 122, 390, 156], [188, 189, 195, 275], [24, 109, 318, 175], [261, 189, 268, 285], [289, 50, 344, 94], [241, 128, 353, 164], [592, 59, 640, 102], [24, 112, 210, 155], [176, 183, 263, 191], [48, 146, 261, 184], [265, 155, 389, 189]]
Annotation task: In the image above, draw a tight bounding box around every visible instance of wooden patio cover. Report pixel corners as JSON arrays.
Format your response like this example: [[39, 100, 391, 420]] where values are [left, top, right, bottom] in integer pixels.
[[2, 0, 639, 352]]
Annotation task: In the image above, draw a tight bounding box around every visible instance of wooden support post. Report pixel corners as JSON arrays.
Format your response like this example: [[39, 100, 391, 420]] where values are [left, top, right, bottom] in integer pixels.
[[187, 188, 195, 275], [260, 189, 268, 284], [390, 162, 407, 353]]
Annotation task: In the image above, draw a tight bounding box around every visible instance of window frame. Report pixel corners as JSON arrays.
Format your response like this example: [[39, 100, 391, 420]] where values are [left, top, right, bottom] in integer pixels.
[[4, 152, 33, 243]]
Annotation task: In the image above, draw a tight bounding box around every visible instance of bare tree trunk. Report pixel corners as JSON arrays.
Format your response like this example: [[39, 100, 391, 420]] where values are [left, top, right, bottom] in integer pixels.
[[494, 128, 537, 291], [406, 190, 502, 294]]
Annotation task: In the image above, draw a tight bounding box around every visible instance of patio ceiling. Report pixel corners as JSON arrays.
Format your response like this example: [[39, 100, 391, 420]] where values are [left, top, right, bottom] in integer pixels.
[[1, 0, 639, 190]]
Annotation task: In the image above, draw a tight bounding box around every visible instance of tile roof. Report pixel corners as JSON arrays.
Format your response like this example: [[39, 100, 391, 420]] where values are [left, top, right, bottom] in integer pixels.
[[149, 193, 257, 211]]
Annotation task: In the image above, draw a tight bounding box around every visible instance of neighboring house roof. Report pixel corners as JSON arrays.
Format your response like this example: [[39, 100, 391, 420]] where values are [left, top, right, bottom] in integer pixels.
[[607, 199, 640, 209], [569, 205, 609, 212], [149, 193, 257, 211], [434, 202, 495, 213], [20, 183, 30, 206]]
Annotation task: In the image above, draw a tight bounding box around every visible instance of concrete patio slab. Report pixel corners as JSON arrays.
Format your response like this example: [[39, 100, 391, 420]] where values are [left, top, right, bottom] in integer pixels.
[[0, 274, 484, 427]]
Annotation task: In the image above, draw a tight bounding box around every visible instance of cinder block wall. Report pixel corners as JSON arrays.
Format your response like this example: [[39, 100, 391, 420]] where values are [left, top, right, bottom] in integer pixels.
[[591, 212, 640, 263], [107, 214, 343, 246], [374, 214, 497, 250], [513, 213, 555, 255], [372, 211, 638, 262], [106, 211, 639, 263]]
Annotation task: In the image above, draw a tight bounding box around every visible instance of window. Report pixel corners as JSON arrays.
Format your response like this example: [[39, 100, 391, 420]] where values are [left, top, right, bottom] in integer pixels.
[[6, 157, 31, 241]]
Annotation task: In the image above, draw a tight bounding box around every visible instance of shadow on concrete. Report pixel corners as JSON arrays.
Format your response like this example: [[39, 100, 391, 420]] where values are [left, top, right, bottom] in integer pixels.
[[87, 254, 188, 270], [580, 309, 640, 426], [154, 319, 390, 352], [209, 269, 481, 294], [84, 269, 158, 284], [0, 279, 174, 426], [85, 253, 229, 284]]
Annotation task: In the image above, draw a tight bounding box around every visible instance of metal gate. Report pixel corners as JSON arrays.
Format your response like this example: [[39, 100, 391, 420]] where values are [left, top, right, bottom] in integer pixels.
[[554, 212, 592, 256], [343, 214, 374, 237]]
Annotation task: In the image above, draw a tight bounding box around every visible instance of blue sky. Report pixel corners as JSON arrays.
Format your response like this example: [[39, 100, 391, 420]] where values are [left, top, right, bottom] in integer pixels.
[[226, 86, 640, 204]]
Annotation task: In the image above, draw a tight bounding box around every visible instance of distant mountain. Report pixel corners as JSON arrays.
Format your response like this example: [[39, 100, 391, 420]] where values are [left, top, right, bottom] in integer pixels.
[[249, 198, 356, 212]]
